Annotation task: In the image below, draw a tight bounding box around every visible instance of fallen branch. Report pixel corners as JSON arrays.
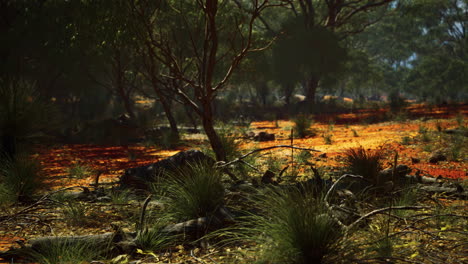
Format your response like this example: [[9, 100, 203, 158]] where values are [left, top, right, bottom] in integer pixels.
[[218, 145, 320, 168]]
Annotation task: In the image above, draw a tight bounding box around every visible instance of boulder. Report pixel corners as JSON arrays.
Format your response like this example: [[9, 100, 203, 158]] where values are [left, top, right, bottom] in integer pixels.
[[429, 150, 447, 164], [119, 150, 215, 190]]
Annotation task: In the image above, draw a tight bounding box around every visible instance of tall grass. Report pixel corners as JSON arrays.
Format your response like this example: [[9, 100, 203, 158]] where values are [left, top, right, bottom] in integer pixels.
[[224, 185, 345, 264], [135, 220, 178, 251], [158, 161, 225, 221], [25, 238, 107, 264], [0, 153, 43, 204], [344, 147, 383, 186]]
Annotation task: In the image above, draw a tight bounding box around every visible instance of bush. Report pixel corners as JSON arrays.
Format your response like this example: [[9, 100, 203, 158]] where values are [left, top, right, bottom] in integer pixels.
[[293, 114, 315, 138], [344, 146, 383, 186], [158, 161, 225, 221], [0, 153, 43, 203], [234, 185, 345, 264]]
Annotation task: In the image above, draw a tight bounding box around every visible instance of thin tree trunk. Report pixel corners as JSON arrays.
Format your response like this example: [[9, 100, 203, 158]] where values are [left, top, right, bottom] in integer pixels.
[[201, 101, 226, 161], [160, 97, 179, 138], [304, 76, 319, 112]]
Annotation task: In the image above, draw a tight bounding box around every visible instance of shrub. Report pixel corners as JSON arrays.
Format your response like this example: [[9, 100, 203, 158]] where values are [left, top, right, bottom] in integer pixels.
[[0, 153, 43, 203], [234, 186, 345, 264], [344, 147, 383, 186], [293, 114, 315, 138], [158, 161, 225, 221], [323, 133, 333, 145]]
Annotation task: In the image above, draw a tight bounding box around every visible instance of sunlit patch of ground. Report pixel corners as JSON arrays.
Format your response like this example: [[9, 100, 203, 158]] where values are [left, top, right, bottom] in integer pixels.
[[33, 144, 185, 190]]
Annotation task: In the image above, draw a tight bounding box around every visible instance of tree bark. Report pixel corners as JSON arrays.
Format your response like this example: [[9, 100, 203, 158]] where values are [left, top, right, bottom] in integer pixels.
[[304, 76, 319, 112], [159, 97, 179, 139], [201, 101, 226, 161]]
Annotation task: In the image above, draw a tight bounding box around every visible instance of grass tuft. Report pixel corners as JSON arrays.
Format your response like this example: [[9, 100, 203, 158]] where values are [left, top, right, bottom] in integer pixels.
[[158, 161, 225, 221], [293, 114, 315, 138], [230, 186, 345, 264], [344, 146, 383, 186]]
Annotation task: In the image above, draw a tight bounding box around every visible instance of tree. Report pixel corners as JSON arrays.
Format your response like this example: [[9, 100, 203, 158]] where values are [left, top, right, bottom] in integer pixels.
[[278, 0, 396, 111], [131, 0, 287, 161]]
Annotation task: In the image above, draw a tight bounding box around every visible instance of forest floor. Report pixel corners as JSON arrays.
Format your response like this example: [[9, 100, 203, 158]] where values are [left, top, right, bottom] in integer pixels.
[[1, 103, 467, 263]]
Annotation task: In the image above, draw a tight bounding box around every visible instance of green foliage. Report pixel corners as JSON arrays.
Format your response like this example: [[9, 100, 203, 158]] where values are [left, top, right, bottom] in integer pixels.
[[401, 136, 412, 145], [135, 220, 177, 252], [158, 162, 225, 221], [0, 153, 43, 203], [234, 186, 344, 264], [323, 133, 333, 145], [25, 238, 107, 264], [0, 79, 59, 156], [62, 201, 88, 226], [293, 115, 315, 138], [344, 146, 383, 185], [109, 189, 131, 205], [67, 162, 94, 179]]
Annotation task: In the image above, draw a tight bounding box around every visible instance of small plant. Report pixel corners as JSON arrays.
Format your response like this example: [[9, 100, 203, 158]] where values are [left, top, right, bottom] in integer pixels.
[[158, 161, 225, 221], [401, 136, 412, 145], [418, 125, 431, 142], [109, 189, 131, 204], [296, 150, 313, 164], [344, 146, 383, 186], [455, 113, 465, 128], [293, 114, 314, 138], [0, 153, 43, 203], [352, 129, 359, 137], [328, 121, 335, 131], [323, 133, 333, 145], [67, 163, 94, 179], [63, 201, 88, 226]]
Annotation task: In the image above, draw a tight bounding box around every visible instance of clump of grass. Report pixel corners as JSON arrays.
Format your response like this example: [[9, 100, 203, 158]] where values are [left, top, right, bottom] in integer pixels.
[[455, 113, 465, 128], [24, 238, 107, 264], [109, 189, 131, 204], [323, 133, 333, 145], [63, 201, 88, 226], [352, 129, 359, 137], [344, 146, 383, 186], [67, 162, 94, 179], [293, 114, 315, 138], [233, 186, 345, 264], [418, 125, 431, 142], [158, 161, 225, 221], [0, 153, 43, 204], [135, 220, 178, 251], [401, 135, 412, 145]]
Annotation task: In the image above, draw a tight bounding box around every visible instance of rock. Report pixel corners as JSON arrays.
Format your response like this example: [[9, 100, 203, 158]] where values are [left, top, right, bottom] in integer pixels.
[[253, 132, 275, 142], [261, 170, 277, 185], [429, 150, 447, 164], [318, 153, 327, 159], [119, 150, 215, 190]]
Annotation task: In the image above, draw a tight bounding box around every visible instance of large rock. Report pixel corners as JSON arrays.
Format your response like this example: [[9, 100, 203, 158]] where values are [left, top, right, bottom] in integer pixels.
[[253, 132, 275, 142], [119, 150, 215, 190], [429, 150, 447, 164]]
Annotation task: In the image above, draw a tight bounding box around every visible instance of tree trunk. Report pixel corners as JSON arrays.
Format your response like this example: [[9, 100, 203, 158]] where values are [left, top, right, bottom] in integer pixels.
[[201, 101, 226, 161], [160, 97, 179, 139], [304, 76, 319, 113]]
